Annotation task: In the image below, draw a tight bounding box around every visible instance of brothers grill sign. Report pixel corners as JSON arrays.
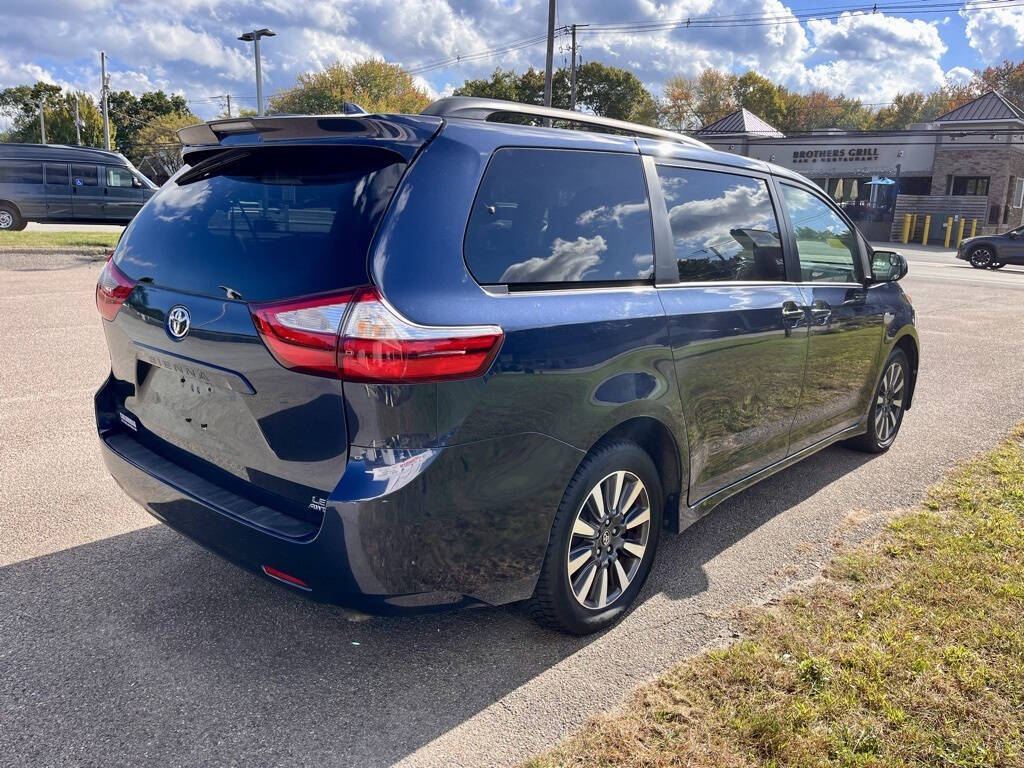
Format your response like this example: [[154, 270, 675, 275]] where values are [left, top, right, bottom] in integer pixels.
[[792, 147, 880, 164]]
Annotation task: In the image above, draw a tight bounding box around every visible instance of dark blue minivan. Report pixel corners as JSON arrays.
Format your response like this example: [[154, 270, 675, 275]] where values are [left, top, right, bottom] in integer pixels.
[[94, 98, 918, 634]]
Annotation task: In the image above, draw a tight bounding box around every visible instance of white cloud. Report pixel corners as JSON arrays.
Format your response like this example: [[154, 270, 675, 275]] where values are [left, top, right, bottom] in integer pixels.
[[500, 235, 607, 283], [0, 0, 983, 120], [962, 5, 1024, 63], [794, 12, 947, 102], [944, 66, 975, 87]]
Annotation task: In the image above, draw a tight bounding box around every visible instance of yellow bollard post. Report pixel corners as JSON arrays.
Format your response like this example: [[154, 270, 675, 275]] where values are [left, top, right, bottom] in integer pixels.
[[970, 219, 977, 239], [901, 213, 912, 244], [921, 214, 931, 246], [956, 217, 966, 247], [944, 217, 953, 248]]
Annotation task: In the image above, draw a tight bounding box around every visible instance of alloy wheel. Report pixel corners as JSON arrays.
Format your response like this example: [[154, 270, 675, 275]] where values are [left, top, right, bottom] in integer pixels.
[[969, 248, 993, 268], [874, 360, 905, 446], [0, 210, 13, 229], [566, 470, 651, 610]]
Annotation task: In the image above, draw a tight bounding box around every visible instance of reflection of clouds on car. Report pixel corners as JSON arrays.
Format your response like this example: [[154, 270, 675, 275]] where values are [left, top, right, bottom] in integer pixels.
[[667, 182, 774, 255], [500, 235, 608, 283], [575, 200, 649, 228]]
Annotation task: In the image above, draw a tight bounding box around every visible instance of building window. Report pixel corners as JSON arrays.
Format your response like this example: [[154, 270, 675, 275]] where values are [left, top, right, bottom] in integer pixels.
[[951, 176, 989, 196], [1014, 178, 1024, 209]]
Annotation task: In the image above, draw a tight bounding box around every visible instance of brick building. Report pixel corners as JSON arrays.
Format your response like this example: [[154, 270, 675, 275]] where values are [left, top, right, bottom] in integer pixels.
[[695, 91, 1024, 243]]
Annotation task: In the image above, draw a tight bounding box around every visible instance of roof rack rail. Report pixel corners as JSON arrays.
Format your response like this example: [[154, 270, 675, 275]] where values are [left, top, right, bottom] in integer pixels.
[[421, 97, 709, 148]]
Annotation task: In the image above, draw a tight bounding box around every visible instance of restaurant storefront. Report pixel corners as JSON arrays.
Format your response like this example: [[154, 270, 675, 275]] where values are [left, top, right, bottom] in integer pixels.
[[696, 91, 1024, 243]]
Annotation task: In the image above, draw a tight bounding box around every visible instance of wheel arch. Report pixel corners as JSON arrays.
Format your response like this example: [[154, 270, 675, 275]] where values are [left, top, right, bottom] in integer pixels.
[[892, 332, 919, 411], [0, 199, 23, 218], [583, 416, 685, 534]]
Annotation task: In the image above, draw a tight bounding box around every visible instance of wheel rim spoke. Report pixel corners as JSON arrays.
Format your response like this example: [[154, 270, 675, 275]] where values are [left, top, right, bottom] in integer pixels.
[[588, 485, 605, 520], [614, 558, 630, 591], [619, 480, 644, 517], [568, 548, 592, 576], [610, 471, 625, 512], [622, 541, 645, 558], [573, 518, 597, 538], [624, 507, 650, 529], [596, 566, 609, 608]]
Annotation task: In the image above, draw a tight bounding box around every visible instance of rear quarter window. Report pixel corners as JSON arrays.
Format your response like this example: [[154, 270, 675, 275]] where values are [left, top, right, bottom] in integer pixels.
[[464, 148, 654, 286], [0, 160, 43, 184]]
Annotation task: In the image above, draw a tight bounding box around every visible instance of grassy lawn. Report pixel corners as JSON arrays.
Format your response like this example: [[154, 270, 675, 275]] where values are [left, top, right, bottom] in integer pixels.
[[528, 427, 1024, 768], [0, 230, 121, 248]]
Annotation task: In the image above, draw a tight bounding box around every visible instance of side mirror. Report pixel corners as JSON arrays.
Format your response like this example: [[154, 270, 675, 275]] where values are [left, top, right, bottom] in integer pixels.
[[870, 250, 908, 283], [131, 176, 143, 188]]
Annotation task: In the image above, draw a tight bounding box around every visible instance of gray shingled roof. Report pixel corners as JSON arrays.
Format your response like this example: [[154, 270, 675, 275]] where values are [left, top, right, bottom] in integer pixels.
[[697, 108, 785, 137], [935, 90, 1024, 123]]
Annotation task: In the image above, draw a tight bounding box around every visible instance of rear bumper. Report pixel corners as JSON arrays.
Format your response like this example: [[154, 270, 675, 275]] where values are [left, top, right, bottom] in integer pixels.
[[97, 377, 583, 613]]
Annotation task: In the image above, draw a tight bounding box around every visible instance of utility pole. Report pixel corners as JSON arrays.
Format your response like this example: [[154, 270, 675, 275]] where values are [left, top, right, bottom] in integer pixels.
[[543, 0, 556, 109], [100, 51, 110, 150], [37, 98, 46, 144], [225, 94, 232, 118], [73, 93, 82, 145], [569, 24, 578, 111]]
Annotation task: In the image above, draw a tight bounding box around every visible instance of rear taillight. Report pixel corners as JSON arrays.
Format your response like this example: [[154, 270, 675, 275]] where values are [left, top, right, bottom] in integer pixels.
[[95, 260, 137, 321], [250, 287, 503, 383]]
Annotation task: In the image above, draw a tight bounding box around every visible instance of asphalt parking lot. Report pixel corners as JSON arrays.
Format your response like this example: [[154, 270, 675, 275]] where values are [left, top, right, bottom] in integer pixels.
[[2, 246, 1023, 767]]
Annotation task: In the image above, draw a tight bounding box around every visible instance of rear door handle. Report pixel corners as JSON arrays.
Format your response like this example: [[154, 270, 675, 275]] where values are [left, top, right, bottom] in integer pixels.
[[781, 301, 804, 321], [810, 300, 832, 322]]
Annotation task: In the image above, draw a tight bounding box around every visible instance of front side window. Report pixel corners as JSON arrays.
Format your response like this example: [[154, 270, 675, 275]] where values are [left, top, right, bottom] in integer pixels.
[[0, 160, 43, 184], [45, 163, 69, 185], [105, 166, 136, 187], [71, 164, 98, 187], [465, 148, 654, 285], [779, 184, 859, 283], [655, 166, 784, 282]]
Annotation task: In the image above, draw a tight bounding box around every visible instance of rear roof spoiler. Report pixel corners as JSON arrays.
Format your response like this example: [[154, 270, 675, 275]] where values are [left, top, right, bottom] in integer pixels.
[[178, 114, 443, 162]]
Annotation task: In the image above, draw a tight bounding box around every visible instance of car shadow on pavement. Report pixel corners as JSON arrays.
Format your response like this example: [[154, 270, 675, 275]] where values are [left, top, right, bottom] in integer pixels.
[[0, 445, 874, 767]]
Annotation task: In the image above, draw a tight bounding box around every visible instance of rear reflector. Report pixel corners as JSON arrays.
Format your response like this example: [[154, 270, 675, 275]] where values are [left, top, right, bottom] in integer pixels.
[[250, 287, 503, 383], [261, 564, 311, 590], [95, 260, 137, 321]]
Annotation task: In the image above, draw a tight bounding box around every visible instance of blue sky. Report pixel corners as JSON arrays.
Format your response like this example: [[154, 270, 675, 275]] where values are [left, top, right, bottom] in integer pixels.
[[1, 1, 1022, 122]]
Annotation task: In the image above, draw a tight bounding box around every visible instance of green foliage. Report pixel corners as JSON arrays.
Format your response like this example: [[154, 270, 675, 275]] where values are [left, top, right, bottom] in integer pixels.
[[977, 60, 1024, 110], [268, 59, 431, 116], [108, 89, 194, 164], [455, 62, 659, 125], [133, 112, 201, 179], [0, 83, 112, 147], [734, 71, 788, 128]]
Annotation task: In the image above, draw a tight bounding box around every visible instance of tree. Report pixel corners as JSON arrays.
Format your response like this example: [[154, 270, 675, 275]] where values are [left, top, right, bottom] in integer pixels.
[[872, 92, 926, 131], [977, 61, 1024, 108], [108, 89, 193, 164], [0, 83, 112, 146], [268, 59, 431, 115], [134, 112, 200, 181], [733, 71, 788, 129], [456, 67, 546, 104], [456, 62, 659, 125], [661, 70, 737, 131]]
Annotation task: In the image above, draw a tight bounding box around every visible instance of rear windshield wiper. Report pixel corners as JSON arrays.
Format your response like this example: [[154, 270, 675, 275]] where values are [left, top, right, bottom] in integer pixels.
[[177, 150, 252, 186]]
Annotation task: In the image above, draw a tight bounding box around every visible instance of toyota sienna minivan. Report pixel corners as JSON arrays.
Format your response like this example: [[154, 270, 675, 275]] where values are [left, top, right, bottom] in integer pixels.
[[94, 98, 918, 634]]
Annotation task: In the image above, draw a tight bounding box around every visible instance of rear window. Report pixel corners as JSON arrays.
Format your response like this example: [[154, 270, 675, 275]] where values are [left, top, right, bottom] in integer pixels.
[[464, 148, 654, 285], [113, 146, 405, 301]]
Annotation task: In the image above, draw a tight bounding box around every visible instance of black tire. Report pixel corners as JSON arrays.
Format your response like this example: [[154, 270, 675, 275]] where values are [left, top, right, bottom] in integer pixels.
[[528, 440, 663, 635], [846, 348, 910, 454], [0, 203, 24, 231], [968, 246, 995, 269], [989, 262, 1005, 270]]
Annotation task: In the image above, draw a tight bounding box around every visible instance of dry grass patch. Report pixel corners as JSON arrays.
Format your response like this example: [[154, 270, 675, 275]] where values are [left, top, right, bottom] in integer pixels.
[[528, 427, 1024, 768]]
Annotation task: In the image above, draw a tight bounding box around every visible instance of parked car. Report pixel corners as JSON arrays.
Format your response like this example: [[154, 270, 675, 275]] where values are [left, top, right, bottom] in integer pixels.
[[94, 98, 918, 635], [957, 225, 1024, 268], [0, 143, 157, 230]]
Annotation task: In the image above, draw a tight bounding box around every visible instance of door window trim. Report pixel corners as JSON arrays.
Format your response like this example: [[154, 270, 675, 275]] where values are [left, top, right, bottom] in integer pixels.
[[773, 179, 868, 286], [644, 157, 798, 286]]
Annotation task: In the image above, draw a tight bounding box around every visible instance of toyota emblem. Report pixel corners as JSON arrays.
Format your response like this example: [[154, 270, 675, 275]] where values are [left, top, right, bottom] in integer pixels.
[[167, 305, 191, 340]]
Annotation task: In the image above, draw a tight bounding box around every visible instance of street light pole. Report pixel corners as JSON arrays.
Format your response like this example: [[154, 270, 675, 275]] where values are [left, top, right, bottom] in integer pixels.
[[74, 93, 82, 145], [100, 51, 110, 150], [238, 29, 275, 116]]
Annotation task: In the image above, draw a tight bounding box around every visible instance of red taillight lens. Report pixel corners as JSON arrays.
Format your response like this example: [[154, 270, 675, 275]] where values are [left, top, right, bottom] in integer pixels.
[[261, 565, 310, 590], [95, 260, 137, 321], [250, 292, 355, 376], [249, 287, 503, 383]]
